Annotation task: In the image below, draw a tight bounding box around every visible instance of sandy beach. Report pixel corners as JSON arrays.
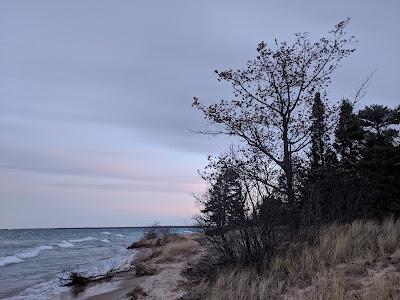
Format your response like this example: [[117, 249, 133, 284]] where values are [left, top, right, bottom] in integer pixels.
[[59, 234, 203, 300], [60, 270, 143, 300]]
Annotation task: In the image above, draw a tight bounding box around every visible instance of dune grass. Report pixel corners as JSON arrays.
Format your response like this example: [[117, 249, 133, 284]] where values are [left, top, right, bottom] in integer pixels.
[[193, 218, 400, 300], [151, 239, 200, 262], [128, 232, 188, 249], [132, 232, 201, 268]]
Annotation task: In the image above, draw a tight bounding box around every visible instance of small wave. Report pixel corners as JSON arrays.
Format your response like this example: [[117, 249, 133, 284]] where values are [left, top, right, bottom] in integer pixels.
[[100, 232, 111, 235], [114, 234, 124, 237], [75, 253, 135, 278], [17, 246, 54, 259], [68, 237, 96, 243], [7, 253, 136, 299], [4, 278, 68, 300], [56, 240, 74, 248], [100, 239, 110, 243], [0, 255, 24, 267], [0, 245, 54, 267]]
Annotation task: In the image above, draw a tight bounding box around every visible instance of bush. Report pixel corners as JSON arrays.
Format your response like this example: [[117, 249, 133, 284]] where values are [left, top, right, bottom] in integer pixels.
[[191, 218, 400, 299], [127, 224, 176, 249]]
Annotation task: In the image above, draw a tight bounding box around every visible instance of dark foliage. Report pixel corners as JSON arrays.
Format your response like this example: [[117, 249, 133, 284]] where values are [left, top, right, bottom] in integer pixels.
[[334, 99, 365, 162], [310, 92, 329, 170], [193, 19, 399, 268]]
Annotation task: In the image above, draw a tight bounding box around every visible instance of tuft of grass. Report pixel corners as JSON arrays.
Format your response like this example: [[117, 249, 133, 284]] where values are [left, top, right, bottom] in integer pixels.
[[151, 239, 200, 263], [135, 263, 159, 276], [192, 218, 400, 300], [128, 232, 188, 249], [126, 287, 148, 300], [363, 275, 400, 300], [132, 233, 200, 265]]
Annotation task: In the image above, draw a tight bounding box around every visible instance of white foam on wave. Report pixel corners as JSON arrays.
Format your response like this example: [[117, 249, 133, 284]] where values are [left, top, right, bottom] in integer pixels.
[[6, 251, 137, 299], [4, 279, 68, 300], [114, 234, 124, 237], [68, 237, 96, 243], [100, 239, 110, 243], [17, 245, 54, 259], [82, 253, 136, 278], [100, 231, 111, 235], [0, 245, 54, 267], [0, 255, 24, 267], [56, 240, 74, 248]]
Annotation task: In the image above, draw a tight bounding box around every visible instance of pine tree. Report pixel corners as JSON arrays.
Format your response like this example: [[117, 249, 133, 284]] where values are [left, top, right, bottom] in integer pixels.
[[310, 92, 328, 170], [359, 104, 399, 145], [357, 104, 400, 218], [334, 99, 364, 162], [200, 168, 245, 231]]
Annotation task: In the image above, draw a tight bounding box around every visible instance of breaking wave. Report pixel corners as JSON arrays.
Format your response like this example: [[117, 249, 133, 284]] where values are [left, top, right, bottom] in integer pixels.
[[56, 240, 74, 248], [0, 255, 24, 267], [68, 237, 96, 243], [0, 245, 54, 267]]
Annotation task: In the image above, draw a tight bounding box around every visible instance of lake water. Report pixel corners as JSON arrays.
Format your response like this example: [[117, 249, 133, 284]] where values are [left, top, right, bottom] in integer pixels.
[[0, 227, 194, 299]]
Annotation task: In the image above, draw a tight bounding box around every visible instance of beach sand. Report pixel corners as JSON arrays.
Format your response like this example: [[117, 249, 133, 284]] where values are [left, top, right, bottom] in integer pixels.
[[59, 270, 143, 300], [60, 234, 203, 300]]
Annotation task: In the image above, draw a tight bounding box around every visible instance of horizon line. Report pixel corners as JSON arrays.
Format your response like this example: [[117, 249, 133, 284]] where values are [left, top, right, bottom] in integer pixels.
[[0, 225, 201, 230]]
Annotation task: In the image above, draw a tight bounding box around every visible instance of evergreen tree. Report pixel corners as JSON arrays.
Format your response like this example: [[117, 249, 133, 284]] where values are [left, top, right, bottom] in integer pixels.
[[310, 92, 328, 170], [334, 99, 364, 162], [200, 168, 245, 232], [359, 104, 400, 145], [357, 104, 400, 218]]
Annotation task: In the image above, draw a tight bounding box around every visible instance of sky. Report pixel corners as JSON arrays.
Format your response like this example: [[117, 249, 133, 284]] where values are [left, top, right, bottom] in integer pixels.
[[0, 1, 399, 228]]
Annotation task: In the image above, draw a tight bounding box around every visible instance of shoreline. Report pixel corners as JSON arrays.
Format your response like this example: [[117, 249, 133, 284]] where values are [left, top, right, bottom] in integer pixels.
[[59, 233, 203, 300], [59, 270, 143, 300]]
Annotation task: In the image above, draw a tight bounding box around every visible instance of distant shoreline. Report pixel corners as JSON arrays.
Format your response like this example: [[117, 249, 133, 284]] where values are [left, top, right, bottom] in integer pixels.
[[0, 225, 203, 230]]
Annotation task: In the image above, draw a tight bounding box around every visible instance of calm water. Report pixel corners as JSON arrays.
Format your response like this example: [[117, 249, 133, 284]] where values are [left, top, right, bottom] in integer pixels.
[[0, 227, 194, 299]]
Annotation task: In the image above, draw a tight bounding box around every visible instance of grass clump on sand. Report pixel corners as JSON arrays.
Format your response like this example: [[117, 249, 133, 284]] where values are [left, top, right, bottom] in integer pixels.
[[192, 218, 400, 300], [149, 238, 200, 263], [126, 287, 148, 300], [128, 224, 201, 264], [129, 233, 189, 249], [135, 263, 159, 276], [134, 234, 200, 264], [127, 224, 187, 249]]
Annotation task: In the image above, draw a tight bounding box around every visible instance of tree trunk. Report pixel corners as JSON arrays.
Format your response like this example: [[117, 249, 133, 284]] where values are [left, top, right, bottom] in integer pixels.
[[282, 118, 295, 204]]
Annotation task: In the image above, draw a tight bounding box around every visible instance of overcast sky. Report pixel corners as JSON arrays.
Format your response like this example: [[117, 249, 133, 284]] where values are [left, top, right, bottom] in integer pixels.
[[0, 0, 399, 228]]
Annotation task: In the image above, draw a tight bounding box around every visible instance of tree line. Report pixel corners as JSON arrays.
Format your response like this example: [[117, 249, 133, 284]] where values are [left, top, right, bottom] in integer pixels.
[[192, 19, 400, 265]]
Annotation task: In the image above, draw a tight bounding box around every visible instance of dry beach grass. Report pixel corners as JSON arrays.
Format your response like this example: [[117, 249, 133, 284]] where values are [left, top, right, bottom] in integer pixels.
[[61, 221, 400, 299], [193, 218, 400, 300], [125, 232, 203, 300]]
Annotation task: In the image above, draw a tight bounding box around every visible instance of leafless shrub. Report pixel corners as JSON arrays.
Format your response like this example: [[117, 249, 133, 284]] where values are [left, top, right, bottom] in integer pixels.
[[191, 218, 400, 299]]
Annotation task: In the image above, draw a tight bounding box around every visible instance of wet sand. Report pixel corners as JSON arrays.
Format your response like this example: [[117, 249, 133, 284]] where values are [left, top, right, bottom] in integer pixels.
[[59, 270, 143, 300]]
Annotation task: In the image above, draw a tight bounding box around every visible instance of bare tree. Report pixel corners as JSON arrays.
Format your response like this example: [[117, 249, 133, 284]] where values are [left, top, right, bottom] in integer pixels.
[[193, 19, 356, 205]]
